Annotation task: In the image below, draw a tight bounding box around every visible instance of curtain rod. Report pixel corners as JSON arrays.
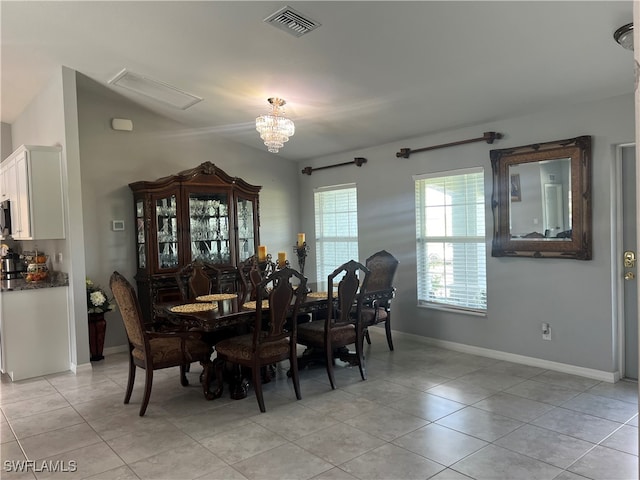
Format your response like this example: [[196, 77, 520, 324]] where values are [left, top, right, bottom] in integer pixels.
[[301, 157, 367, 176], [396, 132, 503, 158]]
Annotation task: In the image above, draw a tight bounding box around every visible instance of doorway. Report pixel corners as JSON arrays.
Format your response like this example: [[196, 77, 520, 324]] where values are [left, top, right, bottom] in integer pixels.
[[618, 144, 638, 380]]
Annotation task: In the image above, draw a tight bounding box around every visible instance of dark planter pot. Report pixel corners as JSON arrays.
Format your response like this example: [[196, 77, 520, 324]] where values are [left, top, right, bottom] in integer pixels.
[[88, 313, 107, 361]]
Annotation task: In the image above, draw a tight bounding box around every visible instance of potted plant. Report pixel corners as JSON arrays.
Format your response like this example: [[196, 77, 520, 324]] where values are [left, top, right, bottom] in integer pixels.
[[86, 279, 115, 361]]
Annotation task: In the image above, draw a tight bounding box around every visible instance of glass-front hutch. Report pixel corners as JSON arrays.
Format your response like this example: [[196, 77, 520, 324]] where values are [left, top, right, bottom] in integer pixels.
[[129, 162, 261, 320]]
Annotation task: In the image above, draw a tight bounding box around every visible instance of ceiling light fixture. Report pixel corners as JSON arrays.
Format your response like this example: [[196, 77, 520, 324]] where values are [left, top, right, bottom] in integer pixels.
[[255, 98, 295, 154], [614, 22, 634, 51]]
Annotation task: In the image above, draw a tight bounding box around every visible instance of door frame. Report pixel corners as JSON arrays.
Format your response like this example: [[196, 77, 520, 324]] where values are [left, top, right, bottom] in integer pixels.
[[614, 142, 636, 380]]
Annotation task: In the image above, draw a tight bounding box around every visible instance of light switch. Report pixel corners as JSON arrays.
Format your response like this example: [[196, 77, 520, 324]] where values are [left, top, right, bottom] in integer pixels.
[[112, 220, 125, 231]]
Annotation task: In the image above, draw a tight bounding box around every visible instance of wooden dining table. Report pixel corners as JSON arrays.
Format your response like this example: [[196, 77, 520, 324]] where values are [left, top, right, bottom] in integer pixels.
[[156, 288, 395, 400]]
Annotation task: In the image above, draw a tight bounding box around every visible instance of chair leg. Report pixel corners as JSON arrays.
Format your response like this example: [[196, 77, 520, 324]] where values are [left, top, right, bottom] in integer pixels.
[[252, 367, 266, 412], [290, 353, 302, 400], [355, 335, 367, 382], [385, 317, 394, 351], [213, 357, 225, 399], [180, 364, 189, 386], [124, 354, 136, 404], [200, 360, 217, 400], [325, 346, 336, 389], [140, 367, 154, 416], [365, 329, 371, 345]]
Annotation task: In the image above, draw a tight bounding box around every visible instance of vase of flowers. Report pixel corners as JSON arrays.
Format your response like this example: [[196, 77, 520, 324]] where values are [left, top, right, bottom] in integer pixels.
[[86, 279, 115, 361]]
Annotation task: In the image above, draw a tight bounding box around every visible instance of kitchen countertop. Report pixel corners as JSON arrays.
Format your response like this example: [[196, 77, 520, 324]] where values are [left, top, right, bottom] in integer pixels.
[[1, 271, 69, 291]]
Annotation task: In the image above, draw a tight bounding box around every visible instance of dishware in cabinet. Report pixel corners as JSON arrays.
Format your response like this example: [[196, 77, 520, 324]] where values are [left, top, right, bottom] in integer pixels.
[[129, 162, 261, 320]]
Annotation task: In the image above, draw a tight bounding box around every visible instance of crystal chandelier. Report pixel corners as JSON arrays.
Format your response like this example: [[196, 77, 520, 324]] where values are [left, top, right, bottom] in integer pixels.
[[255, 97, 295, 153]]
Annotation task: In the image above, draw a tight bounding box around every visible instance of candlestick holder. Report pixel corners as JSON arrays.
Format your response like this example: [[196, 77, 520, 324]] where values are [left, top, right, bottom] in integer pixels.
[[293, 242, 310, 275]]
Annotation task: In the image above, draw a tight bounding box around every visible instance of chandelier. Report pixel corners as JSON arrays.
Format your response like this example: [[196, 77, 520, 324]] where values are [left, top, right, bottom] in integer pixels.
[[255, 97, 295, 153]]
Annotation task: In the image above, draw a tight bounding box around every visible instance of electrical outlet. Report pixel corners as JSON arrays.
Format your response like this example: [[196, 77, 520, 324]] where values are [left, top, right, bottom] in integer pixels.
[[542, 322, 551, 341]]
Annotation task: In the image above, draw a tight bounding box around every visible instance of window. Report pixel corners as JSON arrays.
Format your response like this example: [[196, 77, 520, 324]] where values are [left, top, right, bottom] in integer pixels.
[[314, 184, 359, 286], [414, 168, 487, 313]]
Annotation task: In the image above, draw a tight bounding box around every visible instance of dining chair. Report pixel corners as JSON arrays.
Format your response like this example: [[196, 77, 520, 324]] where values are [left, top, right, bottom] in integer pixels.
[[109, 271, 215, 416], [175, 260, 213, 302], [362, 250, 399, 350], [213, 267, 308, 412], [237, 255, 258, 303], [297, 260, 370, 389]]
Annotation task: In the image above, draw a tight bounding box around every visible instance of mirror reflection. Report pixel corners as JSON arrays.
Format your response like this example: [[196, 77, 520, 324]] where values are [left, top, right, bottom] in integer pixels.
[[509, 158, 572, 240], [490, 136, 592, 260]]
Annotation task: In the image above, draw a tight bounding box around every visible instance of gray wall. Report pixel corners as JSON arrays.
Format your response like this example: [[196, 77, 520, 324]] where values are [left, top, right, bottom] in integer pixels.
[[298, 93, 634, 375], [5, 64, 634, 377], [8, 67, 89, 367], [75, 75, 302, 349], [1, 123, 12, 160]]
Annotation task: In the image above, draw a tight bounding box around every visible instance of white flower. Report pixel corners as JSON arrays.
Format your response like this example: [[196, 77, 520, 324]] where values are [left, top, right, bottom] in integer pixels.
[[90, 291, 107, 307]]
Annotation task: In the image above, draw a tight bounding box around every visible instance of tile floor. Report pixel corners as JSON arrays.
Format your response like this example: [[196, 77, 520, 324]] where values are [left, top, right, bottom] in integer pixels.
[[1, 328, 638, 480]]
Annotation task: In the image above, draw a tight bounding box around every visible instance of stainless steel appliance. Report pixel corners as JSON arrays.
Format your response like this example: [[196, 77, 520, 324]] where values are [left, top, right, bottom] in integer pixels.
[[1, 252, 25, 280], [0, 200, 11, 237]]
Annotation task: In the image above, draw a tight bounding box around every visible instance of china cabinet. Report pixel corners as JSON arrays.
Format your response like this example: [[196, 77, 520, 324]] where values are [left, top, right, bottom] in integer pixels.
[[129, 162, 261, 320]]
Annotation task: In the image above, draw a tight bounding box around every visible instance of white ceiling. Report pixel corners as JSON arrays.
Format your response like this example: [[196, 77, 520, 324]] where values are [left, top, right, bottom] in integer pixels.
[[1, 1, 634, 161]]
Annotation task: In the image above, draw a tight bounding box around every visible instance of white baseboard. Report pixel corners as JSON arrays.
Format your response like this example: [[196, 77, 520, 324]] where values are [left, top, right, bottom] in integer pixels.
[[70, 362, 93, 374], [389, 329, 620, 383]]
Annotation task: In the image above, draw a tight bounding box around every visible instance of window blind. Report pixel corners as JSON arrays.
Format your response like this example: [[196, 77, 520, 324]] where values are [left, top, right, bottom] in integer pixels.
[[314, 184, 358, 286], [415, 168, 487, 312]]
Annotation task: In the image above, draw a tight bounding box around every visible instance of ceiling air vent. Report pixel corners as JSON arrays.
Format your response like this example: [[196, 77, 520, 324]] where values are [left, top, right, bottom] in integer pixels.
[[108, 69, 203, 110], [264, 5, 321, 37]]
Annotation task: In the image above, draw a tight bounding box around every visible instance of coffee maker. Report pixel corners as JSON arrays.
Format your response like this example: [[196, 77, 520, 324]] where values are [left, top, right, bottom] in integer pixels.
[[1, 251, 26, 280]]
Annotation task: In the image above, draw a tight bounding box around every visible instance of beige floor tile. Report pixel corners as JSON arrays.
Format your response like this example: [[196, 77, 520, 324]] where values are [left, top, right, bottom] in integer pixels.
[[295, 423, 386, 465], [393, 423, 487, 466], [34, 442, 124, 480], [18, 423, 103, 461], [451, 445, 562, 480], [199, 422, 288, 464], [340, 443, 445, 480], [251, 403, 339, 441], [8, 406, 85, 439], [105, 429, 196, 464], [233, 443, 332, 480], [128, 443, 227, 480], [343, 405, 428, 441], [1, 393, 70, 421]]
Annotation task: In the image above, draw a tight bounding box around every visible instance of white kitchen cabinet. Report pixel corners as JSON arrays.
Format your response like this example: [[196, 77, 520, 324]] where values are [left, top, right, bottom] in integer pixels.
[[1, 145, 65, 240], [0, 286, 70, 381]]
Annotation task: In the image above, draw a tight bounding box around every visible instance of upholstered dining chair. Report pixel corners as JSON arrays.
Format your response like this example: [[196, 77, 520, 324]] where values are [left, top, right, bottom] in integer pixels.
[[213, 267, 307, 412], [109, 271, 215, 416], [175, 260, 213, 302], [297, 260, 370, 390], [362, 250, 399, 350]]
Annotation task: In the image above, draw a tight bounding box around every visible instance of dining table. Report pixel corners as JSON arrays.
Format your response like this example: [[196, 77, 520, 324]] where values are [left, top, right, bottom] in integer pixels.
[[156, 288, 395, 400]]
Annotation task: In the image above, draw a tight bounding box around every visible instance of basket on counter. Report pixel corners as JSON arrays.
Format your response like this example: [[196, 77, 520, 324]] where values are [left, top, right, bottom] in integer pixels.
[[21, 251, 49, 282]]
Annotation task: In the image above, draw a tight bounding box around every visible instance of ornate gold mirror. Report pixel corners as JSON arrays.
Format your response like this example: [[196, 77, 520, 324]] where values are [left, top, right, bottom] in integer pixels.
[[490, 136, 592, 259]]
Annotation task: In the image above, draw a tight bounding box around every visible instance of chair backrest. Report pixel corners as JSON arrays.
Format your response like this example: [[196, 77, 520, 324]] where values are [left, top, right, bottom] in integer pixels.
[[328, 260, 370, 327], [110, 271, 147, 350], [364, 250, 399, 297], [189, 263, 212, 298], [237, 255, 258, 303], [175, 260, 213, 301], [254, 267, 307, 348], [249, 267, 265, 301]]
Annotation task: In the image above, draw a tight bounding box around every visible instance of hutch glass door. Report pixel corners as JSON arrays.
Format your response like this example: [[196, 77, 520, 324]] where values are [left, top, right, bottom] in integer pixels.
[[156, 194, 179, 270], [189, 192, 231, 264], [237, 196, 256, 262], [135, 199, 146, 269]]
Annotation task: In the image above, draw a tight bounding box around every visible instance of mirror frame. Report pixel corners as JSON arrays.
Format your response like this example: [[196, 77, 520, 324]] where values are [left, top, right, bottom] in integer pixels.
[[490, 135, 592, 260]]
